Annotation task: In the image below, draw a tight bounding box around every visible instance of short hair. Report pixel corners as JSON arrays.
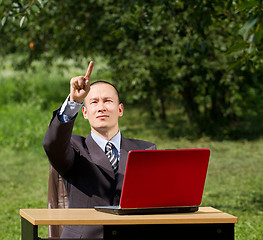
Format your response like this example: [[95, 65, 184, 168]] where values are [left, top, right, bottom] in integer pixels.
[[89, 81, 121, 103]]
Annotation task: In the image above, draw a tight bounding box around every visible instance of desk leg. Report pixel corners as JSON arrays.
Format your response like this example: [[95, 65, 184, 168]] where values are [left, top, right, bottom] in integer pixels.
[[104, 223, 235, 240], [21, 217, 39, 240]]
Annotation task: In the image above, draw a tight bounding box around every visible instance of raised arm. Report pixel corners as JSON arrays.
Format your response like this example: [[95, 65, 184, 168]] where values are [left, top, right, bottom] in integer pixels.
[[43, 61, 94, 177]]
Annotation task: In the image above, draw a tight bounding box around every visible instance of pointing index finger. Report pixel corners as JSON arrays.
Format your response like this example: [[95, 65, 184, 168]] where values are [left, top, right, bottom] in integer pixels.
[[84, 61, 94, 80]]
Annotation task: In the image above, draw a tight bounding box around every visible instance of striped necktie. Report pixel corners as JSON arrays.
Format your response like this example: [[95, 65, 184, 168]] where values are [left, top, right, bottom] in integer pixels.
[[105, 142, 119, 175]]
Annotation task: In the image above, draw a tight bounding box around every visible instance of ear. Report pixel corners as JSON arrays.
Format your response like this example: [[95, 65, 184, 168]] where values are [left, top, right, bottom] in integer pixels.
[[82, 106, 89, 120], [118, 103, 124, 117]]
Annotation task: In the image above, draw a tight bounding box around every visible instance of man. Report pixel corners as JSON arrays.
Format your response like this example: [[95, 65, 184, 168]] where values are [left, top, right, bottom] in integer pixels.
[[43, 61, 156, 239]]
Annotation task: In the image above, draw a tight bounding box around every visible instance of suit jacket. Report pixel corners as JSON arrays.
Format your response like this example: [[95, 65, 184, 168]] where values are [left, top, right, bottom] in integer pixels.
[[43, 110, 156, 239]]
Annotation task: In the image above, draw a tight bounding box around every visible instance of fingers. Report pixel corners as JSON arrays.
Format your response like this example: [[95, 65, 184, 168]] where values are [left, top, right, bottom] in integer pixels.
[[70, 61, 93, 90], [84, 61, 94, 80], [70, 61, 93, 101], [71, 77, 85, 90]]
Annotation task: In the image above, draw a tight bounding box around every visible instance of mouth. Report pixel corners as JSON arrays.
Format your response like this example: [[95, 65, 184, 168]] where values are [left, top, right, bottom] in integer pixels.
[[96, 115, 109, 119]]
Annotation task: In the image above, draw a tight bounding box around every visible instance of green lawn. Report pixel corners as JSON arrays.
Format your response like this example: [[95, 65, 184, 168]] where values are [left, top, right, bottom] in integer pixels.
[[1, 119, 263, 239], [0, 58, 262, 239]]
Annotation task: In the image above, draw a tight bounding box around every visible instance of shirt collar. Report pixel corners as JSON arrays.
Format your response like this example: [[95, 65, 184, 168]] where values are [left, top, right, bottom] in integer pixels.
[[91, 130, 121, 153]]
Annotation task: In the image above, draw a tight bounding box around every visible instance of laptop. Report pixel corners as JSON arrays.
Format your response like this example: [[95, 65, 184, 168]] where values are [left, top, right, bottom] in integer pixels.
[[95, 149, 210, 215]]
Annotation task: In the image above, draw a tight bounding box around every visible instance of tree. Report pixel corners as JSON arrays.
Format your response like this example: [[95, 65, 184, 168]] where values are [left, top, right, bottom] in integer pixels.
[[1, 0, 263, 135], [101, 1, 263, 132]]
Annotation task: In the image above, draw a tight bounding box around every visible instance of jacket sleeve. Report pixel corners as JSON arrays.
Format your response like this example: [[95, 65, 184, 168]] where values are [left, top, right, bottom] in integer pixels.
[[147, 144, 157, 150], [43, 109, 78, 177]]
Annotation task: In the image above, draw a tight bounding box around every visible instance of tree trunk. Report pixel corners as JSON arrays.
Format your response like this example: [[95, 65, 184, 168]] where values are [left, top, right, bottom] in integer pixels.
[[159, 94, 167, 122]]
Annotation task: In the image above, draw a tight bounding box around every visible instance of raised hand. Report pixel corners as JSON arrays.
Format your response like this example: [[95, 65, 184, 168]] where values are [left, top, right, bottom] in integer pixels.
[[70, 61, 94, 103]]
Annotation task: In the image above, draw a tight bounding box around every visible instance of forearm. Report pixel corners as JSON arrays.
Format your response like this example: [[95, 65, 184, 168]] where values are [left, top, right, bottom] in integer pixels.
[[43, 109, 77, 177]]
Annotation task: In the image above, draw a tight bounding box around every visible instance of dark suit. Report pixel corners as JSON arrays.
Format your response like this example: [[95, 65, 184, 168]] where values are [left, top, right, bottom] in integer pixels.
[[43, 110, 156, 239]]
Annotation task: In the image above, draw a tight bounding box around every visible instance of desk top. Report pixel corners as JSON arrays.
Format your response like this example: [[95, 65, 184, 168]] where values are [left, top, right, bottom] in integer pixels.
[[20, 207, 237, 226]]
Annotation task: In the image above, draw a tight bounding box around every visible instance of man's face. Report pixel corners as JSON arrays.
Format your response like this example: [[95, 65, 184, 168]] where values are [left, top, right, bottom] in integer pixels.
[[82, 83, 123, 137]]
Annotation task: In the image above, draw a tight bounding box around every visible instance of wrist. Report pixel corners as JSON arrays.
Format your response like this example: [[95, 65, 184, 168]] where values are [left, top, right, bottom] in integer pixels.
[[69, 94, 83, 104]]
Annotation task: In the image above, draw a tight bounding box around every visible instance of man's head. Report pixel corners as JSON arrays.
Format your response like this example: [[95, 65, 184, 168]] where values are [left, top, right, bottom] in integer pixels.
[[82, 81, 124, 140]]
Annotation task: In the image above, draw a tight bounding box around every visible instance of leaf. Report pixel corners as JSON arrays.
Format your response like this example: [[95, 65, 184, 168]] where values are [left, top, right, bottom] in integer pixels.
[[238, 1, 259, 11], [20, 16, 26, 27], [13, 13, 23, 18], [255, 23, 263, 44], [226, 42, 247, 54], [226, 58, 242, 72], [31, 4, 40, 13], [1, 16, 7, 26], [37, 0, 44, 8], [239, 18, 258, 41]]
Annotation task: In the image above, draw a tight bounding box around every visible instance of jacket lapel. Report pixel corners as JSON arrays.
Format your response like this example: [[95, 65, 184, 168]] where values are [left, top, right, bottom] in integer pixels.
[[85, 133, 136, 186], [116, 135, 130, 191], [85, 134, 115, 180]]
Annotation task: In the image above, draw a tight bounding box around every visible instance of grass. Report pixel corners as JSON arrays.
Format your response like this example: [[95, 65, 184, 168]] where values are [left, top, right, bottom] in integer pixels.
[[0, 148, 48, 239], [0, 56, 263, 239]]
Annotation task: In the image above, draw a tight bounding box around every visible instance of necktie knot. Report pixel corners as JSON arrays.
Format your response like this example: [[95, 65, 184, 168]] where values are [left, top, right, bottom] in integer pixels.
[[105, 142, 119, 175], [105, 142, 113, 152]]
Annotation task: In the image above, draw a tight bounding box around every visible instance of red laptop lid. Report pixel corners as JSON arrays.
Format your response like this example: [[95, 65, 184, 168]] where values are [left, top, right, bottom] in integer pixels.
[[120, 149, 210, 209]]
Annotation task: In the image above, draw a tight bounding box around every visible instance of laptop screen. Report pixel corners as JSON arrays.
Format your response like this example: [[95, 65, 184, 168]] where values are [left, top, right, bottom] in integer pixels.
[[119, 149, 210, 209]]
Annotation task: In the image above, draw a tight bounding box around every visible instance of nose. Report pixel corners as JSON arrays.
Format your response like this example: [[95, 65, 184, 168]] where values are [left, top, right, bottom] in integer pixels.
[[97, 101, 106, 112]]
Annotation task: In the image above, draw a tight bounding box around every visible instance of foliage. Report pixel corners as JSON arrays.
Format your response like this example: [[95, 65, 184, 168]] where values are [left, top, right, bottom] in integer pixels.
[[102, 1, 243, 126], [227, 0, 263, 69], [1, 0, 263, 136], [100, 1, 263, 132]]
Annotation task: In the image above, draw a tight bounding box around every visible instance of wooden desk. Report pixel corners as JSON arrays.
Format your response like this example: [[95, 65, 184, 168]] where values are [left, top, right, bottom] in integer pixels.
[[20, 207, 238, 240]]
